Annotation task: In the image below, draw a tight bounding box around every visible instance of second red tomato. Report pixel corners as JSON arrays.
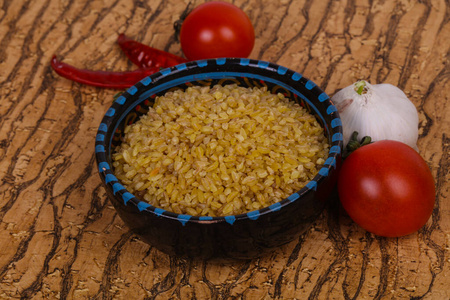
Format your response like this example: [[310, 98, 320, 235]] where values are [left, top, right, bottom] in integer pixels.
[[338, 140, 435, 237], [179, 1, 255, 60]]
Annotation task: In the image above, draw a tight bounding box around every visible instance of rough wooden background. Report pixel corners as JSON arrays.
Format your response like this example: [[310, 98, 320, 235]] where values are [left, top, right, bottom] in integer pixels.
[[0, 0, 449, 298]]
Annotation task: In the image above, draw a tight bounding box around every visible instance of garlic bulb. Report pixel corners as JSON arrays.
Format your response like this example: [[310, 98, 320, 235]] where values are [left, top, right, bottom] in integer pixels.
[[331, 80, 419, 150]]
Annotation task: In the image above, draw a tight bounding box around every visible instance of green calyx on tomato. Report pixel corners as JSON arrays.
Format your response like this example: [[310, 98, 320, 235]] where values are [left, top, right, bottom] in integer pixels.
[[344, 131, 372, 158], [338, 139, 435, 238], [177, 1, 255, 61]]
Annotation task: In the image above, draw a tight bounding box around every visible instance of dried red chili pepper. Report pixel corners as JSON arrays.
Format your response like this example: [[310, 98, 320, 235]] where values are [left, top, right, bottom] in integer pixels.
[[51, 56, 159, 89], [117, 33, 187, 69]]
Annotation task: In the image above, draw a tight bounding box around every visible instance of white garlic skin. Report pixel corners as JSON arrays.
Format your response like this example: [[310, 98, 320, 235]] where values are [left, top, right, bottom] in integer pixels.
[[331, 81, 419, 150]]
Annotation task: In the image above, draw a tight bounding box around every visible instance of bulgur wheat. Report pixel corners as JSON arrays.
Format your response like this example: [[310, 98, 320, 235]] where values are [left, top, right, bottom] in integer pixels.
[[112, 84, 329, 217]]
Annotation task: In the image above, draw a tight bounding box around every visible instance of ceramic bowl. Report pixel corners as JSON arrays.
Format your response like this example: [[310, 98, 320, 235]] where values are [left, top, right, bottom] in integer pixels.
[[95, 58, 343, 259]]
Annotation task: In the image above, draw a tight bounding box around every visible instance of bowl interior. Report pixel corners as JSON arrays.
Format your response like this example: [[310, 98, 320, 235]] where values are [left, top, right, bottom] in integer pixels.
[[96, 58, 343, 225]]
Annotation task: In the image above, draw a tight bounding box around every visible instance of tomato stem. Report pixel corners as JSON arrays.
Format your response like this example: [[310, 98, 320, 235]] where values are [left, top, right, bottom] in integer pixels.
[[173, 2, 193, 41], [344, 131, 372, 158]]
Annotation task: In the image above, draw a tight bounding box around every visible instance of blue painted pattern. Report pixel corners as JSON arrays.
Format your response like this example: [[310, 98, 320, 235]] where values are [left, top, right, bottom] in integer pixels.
[[288, 193, 300, 202], [178, 215, 192, 226], [140, 76, 152, 86], [319, 167, 329, 176], [331, 118, 342, 128], [326, 105, 337, 114], [137, 201, 151, 211], [277, 66, 288, 75], [105, 108, 115, 117], [217, 58, 226, 65], [98, 123, 107, 132], [160, 68, 171, 76], [247, 211, 260, 220], [98, 162, 110, 171], [332, 132, 343, 142], [154, 207, 165, 216], [95, 134, 104, 142], [115, 96, 126, 105], [318, 93, 329, 102], [176, 63, 187, 70], [127, 86, 138, 95], [105, 174, 117, 183], [257, 60, 269, 69], [292, 72, 302, 81], [197, 60, 208, 67], [112, 183, 125, 195], [122, 192, 134, 204], [240, 58, 250, 66], [324, 157, 337, 168], [305, 80, 316, 90], [269, 202, 282, 211], [329, 145, 341, 154], [306, 181, 318, 191], [225, 216, 236, 225]]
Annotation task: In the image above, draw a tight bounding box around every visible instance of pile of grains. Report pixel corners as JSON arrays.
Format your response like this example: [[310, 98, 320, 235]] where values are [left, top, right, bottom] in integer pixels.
[[112, 84, 329, 217]]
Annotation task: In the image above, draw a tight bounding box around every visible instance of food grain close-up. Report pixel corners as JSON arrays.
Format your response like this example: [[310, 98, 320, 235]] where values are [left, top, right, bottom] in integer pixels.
[[112, 84, 329, 217], [1, 0, 449, 298]]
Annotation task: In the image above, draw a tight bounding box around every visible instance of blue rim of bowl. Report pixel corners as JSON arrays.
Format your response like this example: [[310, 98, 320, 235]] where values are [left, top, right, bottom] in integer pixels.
[[95, 58, 343, 226]]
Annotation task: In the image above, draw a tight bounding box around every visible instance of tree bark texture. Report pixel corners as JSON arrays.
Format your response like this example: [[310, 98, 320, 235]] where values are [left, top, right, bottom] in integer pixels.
[[0, 0, 449, 298]]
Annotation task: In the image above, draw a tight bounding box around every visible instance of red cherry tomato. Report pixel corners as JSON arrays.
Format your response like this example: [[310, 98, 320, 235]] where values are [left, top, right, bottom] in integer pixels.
[[338, 140, 435, 237], [179, 1, 255, 60]]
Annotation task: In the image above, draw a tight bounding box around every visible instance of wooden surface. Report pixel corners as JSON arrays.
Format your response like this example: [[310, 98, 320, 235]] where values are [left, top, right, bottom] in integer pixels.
[[0, 0, 449, 298]]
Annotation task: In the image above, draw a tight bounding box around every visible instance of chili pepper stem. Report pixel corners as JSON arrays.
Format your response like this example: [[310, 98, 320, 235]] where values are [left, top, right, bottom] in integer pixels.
[[117, 33, 187, 69]]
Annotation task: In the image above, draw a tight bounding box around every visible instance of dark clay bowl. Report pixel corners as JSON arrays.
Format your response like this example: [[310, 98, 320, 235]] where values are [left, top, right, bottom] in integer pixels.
[[95, 58, 343, 259]]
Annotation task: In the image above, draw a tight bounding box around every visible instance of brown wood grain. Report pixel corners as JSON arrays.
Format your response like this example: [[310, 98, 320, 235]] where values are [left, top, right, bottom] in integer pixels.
[[0, 0, 449, 298]]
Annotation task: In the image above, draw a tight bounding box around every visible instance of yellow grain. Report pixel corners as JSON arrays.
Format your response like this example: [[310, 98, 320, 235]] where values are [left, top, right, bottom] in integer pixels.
[[112, 84, 329, 217]]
